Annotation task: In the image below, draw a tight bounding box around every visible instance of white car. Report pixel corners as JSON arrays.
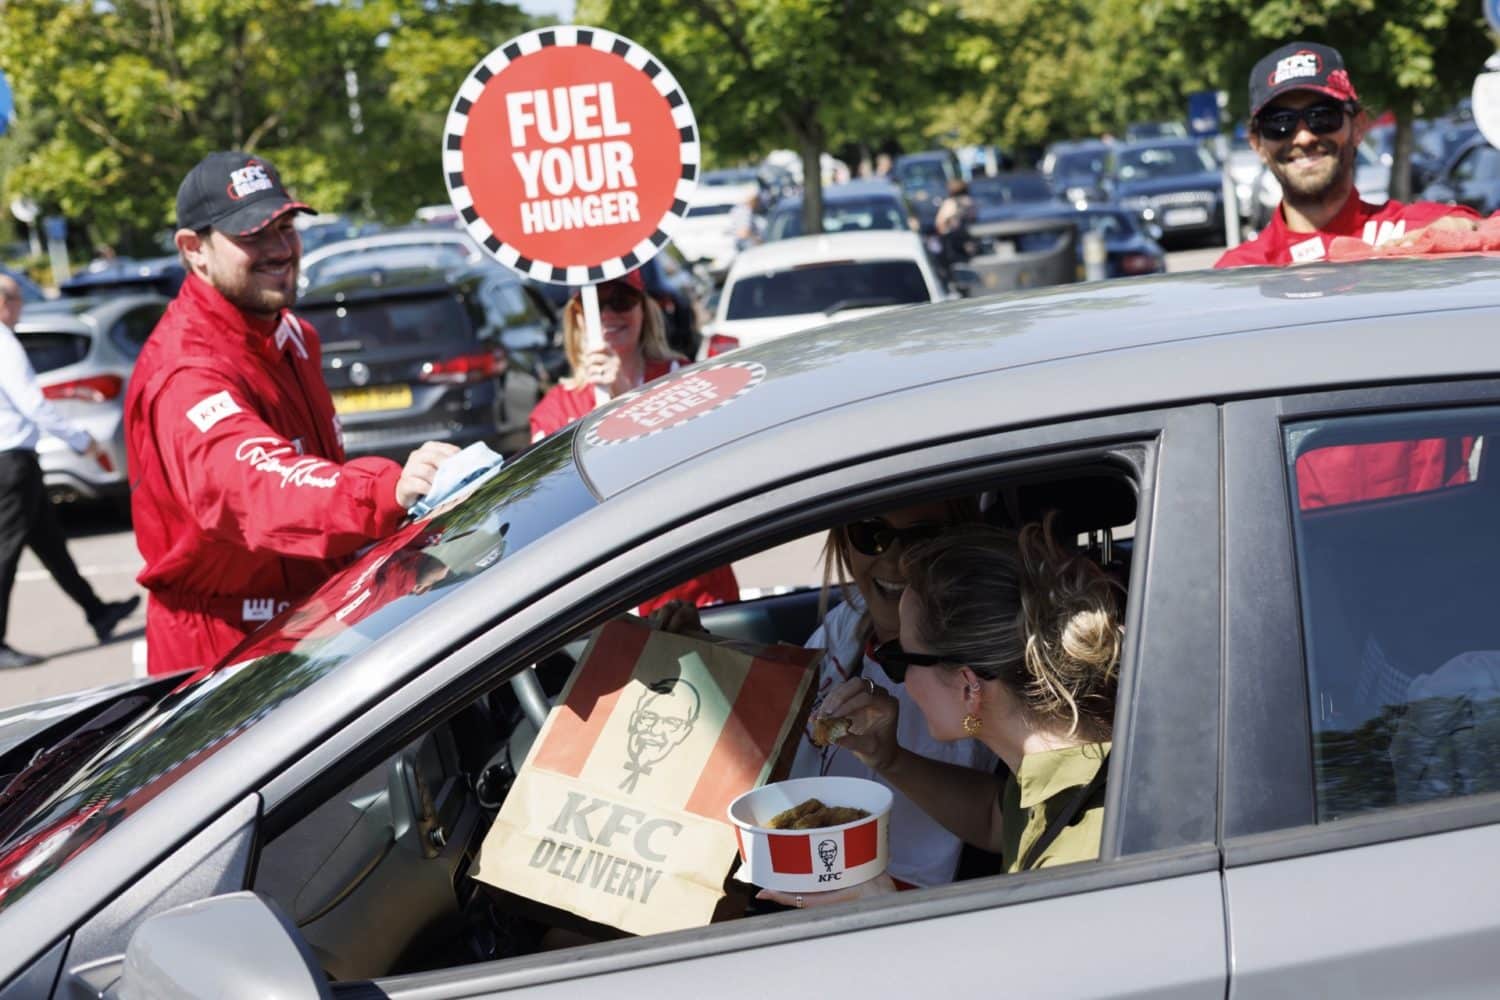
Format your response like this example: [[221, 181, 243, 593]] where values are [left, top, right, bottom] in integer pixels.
[[672, 183, 759, 276], [703, 230, 943, 357], [298, 228, 484, 291]]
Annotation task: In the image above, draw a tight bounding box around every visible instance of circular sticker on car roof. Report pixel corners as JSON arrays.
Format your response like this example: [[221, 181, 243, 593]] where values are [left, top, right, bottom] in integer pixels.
[[584, 361, 766, 446]]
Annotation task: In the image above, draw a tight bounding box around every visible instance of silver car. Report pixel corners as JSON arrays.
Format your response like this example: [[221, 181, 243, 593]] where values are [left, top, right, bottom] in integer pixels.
[[3, 257, 1500, 997], [16, 294, 167, 508]]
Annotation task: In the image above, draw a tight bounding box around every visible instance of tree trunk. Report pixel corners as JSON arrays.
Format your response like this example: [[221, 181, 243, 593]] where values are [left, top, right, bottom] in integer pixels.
[[798, 116, 825, 236], [1390, 101, 1415, 203]]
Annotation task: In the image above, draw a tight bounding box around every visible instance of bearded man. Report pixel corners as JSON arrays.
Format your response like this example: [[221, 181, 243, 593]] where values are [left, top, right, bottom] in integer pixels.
[[1217, 42, 1480, 268]]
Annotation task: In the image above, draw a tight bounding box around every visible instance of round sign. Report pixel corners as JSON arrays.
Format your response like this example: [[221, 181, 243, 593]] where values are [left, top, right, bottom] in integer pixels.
[[443, 26, 699, 285], [1474, 70, 1500, 152], [584, 362, 766, 447]]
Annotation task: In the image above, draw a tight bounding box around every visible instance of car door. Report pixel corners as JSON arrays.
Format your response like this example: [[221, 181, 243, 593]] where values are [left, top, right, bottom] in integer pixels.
[[248, 402, 1230, 998], [1222, 381, 1500, 998]]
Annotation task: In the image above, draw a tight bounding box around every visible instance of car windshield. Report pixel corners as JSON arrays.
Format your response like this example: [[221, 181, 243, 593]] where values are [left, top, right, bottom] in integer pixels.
[[304, 244, 474, 288], [1115, 144, 1215, 181], [766, 199, 909, 239], [1050, 150, 1108, 178], [969, 175, 1054, 206], [725, 260, 930, 319], [0, 432, 595, 913]]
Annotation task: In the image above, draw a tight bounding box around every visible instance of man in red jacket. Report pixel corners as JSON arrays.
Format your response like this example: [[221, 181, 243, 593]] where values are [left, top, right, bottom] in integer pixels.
[[1217, 42, 1479, 269], [127, 152, 457, 675]]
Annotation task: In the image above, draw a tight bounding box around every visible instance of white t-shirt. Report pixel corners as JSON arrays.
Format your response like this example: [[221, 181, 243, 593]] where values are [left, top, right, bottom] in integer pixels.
[[791, 595, 998, 887]]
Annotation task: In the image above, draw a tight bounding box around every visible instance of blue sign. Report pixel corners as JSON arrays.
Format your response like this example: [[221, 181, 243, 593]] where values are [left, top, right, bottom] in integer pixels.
[[1187, 90, 1221, 137], [43, 216, 67, 242], [0, 71, 12, 138], [1488, 0, 1500, 35]]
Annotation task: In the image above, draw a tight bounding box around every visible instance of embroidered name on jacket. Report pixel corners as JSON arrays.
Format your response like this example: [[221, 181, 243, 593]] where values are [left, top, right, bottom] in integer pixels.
[[235, 436, 340, 488]]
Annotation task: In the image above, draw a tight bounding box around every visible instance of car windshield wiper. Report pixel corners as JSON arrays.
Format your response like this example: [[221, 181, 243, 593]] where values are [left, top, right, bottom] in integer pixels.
[[822, 296, 901, 316], [0, 694, 154, 845]]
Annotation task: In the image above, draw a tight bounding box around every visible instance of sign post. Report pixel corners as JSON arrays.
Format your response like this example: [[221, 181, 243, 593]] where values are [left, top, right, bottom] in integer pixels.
[[443, 27, 699, 394]]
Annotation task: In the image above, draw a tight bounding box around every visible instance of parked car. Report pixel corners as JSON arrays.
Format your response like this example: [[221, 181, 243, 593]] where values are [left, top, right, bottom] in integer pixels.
[[58, 257, 184, 299], [762, 180, 915, 241], [673, 182, 759, 277], [968, 172, 1063, 223], [1108, 138, 1225, 246], [294, 213, 383, 255], [298, 228, 483, 293], [973, 203, 1166, 280], [299, 264, 556, 459], [1419, 133, 1500, 216], [0, 266, 46, 303], [1124, 120, 1189, 141], [705, 230, 943, 357], [5, 256, 1500, 998], [1042, 139, 1114, 203], [14, 294, 168, 509], [892, 150, 963, 233]]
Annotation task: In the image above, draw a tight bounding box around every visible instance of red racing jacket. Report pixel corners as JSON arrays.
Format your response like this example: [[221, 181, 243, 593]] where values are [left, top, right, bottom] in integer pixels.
[[1215, 190, 1480, 268], [125, 273, 408, 675]]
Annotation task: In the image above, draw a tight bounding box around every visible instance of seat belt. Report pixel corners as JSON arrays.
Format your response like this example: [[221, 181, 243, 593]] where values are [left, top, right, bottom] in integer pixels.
[[1019, 751, 1110, 872]]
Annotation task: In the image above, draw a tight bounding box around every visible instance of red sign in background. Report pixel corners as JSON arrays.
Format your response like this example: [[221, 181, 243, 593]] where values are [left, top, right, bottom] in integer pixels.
[[459, 41, 687, 271]]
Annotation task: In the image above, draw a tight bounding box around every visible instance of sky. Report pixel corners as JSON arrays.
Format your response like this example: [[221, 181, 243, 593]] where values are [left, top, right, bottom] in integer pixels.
[[517, 0, 575, 21]]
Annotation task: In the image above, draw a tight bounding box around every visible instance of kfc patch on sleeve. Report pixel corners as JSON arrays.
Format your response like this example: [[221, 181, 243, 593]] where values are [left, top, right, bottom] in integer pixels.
[[186, 390, 243, 433]]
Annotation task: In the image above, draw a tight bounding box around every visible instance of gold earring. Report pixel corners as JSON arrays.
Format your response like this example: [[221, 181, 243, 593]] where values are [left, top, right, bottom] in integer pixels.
[[962, 714, 982, 736]]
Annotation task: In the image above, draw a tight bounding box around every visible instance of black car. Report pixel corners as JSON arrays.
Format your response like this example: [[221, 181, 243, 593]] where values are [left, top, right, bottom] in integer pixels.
[[299, 265, 557, 459], [1108, 139, 1225, 246], [762, 180, 916, 240], [892, 150, 963, 233], [1419, 133, 1500, 216], [1043, 139, 1114, 203], [968, 172, 1063, 223], [58, 256, 185, 299]]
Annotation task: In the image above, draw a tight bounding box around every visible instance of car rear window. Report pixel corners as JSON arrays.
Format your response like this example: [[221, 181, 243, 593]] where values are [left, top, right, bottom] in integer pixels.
[[304, 245, 474, 288], [301, 294, 474, 351], [18, 332, 91, 373], [686, 203, 735, 218], [725, 260, 931, 320]]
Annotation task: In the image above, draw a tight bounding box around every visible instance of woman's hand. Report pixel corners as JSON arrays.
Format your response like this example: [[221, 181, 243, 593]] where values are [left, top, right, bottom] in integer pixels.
[[816, 676, 900, 772], [650, 598, 707, 636], [582, 347, 632, 397], [757, 873, 897, 909]]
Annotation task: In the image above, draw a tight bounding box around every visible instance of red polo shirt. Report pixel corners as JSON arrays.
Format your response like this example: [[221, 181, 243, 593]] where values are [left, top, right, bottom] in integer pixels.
[[1215, 190, 1479, 268]]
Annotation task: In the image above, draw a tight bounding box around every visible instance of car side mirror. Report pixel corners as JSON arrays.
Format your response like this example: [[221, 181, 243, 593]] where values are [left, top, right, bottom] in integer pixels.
[[115, 892, 331, 999]]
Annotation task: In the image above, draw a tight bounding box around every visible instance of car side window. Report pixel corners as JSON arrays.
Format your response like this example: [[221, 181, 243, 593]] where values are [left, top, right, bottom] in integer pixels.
[[1286, 408, 1500, 820]]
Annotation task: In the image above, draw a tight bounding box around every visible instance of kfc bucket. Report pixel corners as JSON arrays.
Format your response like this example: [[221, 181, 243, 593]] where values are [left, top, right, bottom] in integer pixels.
[[728, 776, 892, 893]]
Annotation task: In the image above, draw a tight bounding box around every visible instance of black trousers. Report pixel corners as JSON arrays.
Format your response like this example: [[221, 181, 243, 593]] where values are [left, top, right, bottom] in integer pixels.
[[0, 449, 104, 645]]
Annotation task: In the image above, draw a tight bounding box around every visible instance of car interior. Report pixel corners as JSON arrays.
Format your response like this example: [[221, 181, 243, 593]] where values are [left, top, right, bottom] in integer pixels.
[[252, 460, 1139, 982]]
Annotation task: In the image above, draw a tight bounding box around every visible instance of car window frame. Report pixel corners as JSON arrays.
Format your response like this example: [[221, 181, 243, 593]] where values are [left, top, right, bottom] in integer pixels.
[[249, 401, 1221, 990], [1222, 377, 1500, 863]]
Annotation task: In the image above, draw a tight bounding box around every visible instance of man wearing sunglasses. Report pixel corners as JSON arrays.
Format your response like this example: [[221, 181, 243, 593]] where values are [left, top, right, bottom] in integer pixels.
[[1216, 42, 1480, 268]]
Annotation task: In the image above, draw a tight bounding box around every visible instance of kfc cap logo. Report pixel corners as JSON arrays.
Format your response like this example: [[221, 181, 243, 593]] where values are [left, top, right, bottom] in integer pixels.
[[1271, 51, 1321, 86], [227, 163, 275, 201]]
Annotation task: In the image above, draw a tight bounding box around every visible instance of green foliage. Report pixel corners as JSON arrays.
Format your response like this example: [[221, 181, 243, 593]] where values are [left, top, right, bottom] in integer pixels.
[[0, 0, 540, 254]]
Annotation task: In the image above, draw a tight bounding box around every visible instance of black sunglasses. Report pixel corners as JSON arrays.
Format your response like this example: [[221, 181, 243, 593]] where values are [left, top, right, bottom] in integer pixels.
[[1255, 102, 1351, 141], [844, 518, 943, 558], [597, 284, 643, 312], [869, 639, 947, 683]]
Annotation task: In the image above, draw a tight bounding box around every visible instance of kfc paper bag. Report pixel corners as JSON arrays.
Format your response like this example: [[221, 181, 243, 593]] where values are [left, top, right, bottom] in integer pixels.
[[474, 617, 820, 936]]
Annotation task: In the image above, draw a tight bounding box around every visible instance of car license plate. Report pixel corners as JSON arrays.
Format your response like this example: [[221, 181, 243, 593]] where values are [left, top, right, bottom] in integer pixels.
[[1162, 207, 1209, 227], [332, 384, 413, 414]]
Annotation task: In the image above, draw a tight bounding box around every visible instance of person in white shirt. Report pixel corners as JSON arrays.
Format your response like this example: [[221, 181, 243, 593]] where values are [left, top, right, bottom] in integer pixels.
[[0, 275, 139, 668]]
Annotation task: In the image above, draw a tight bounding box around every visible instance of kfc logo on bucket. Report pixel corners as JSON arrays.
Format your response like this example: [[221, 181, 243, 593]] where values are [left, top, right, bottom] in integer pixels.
[[1271, 51, 1321, 86], [443, 26, 699, 286], [729, 776, 892, 893]]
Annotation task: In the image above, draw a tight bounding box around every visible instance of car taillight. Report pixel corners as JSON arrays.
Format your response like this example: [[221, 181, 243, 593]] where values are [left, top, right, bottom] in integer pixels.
[[41, 375, 123, 402], [706, 334, 740, 358], [419, 349, 506, 384], [1120, 253, 1160, 276]]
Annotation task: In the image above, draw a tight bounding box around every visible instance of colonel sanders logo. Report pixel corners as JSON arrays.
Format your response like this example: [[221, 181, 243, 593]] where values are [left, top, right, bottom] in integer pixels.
[[817, 838, 839, 872], [620, 678, 701, 793]]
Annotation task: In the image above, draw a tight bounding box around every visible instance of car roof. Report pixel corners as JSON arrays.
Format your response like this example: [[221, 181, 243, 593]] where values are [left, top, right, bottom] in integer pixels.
[[770, 180, 901, 211], [575, 256, 1500, 499], [16, 292, 165, 330], [301, 228, 476, 266], [727, 230, 928, 274], [301, 264, 483, 304]]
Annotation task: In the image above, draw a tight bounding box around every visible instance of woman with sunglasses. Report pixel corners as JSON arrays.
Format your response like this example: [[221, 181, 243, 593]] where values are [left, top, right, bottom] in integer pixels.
[[658, 498, 995, 888], [532, 270, 737, 612], [759, 519, 1121, 907]]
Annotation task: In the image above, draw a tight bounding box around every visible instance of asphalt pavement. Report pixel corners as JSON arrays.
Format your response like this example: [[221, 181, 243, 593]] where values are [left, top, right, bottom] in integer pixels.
[[0, 243, 1223, 711]]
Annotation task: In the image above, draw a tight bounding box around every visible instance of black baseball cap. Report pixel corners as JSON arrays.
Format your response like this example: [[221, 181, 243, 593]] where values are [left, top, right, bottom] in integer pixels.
[[1249, 42, 1360, 118], [175, 151, 314, 236]]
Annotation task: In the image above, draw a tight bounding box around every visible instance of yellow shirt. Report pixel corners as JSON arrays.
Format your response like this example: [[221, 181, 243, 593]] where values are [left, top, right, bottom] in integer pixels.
[[999, 742, 1110, 872]]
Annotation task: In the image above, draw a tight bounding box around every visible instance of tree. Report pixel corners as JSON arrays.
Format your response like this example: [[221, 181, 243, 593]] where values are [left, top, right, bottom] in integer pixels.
[[576, 0, 970, 236], [0, 0, 541, 254], [1155, 0, 1495, 200]]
